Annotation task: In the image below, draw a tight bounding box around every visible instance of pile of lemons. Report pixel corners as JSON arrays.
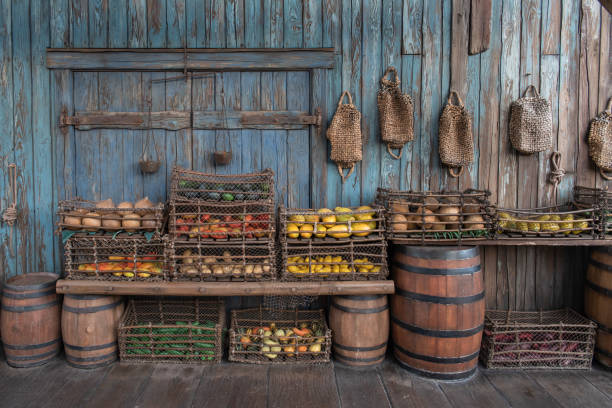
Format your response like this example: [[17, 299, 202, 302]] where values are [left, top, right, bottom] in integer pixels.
[[286, 255, 381, 275], [286, 206, 377, 239], [498, 212, 589, 234]]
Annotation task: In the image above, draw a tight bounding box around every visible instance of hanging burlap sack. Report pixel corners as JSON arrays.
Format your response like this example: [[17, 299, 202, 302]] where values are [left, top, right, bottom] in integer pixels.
[[327, 91, 362, 183], [588, 98, 612, 180], [377, 66, 414, 159], [439, 90, 474, 177], [509, 85, 552, 154]]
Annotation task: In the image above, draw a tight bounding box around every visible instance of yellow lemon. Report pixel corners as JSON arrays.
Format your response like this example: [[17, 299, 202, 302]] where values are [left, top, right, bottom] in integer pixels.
[[287, 223, 299, 239], [299, 224, 314, 238], [314, 224, 327, 238], [289, 214, 305, 226]]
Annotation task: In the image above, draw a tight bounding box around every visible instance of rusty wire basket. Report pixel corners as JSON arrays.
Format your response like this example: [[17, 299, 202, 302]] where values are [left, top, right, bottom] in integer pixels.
[[574, 185, 610, 237], [495, 203, 599, 239], [64, 234, 169, 281], [228, 308, 331, 364], [481, 309, 596, 369], [168, 200, 275, 242], [279, 205, 385, 243], [281, 240, 388, 281], [376, 188, 495, 243], [169, 167, 275, 203], [169, 241, 276, 281], [57, 198, 165, 234], [118, 297, 225, 364]]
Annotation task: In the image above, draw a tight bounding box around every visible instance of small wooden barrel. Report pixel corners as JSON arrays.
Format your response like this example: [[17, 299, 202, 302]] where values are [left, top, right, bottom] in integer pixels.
[[1, 273, 61, 367], [329, 295, 389, 366], [62, 294, 124, 369], [585, 247, 612, 368], [391, 245, 484, 380]]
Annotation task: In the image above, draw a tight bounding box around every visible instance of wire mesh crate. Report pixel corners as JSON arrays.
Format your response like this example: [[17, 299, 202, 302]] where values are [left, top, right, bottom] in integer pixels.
[[118, 297, 225, 364], [168, 200, 275, 242], [481, 309, 597, 369], [279, 205, 385, 243], [574, 185, 611, 237], [228, 308, 331, 364], [376, 188, 494, 243], [495, 204, 599, 239], [58, 198, 165, 234], [281, 240, 388, 281], [169, 166, 275, 203], [169, 241, 276, 281], [64, 235, 169, 281]]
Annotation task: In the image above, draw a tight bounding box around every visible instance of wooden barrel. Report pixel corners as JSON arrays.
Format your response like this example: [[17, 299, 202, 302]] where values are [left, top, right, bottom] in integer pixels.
[[391, 245, 484, 380], [585, 247, 612, 368], [1, 273, 61, 367], [329, 295, 389, 367], [62, 294, 124, 369]]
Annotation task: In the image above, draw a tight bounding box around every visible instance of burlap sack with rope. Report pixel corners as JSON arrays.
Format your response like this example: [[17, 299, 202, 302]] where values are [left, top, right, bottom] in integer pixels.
[[327, 91, 362, 183], [377, 66, 414, 159], [588, 98, 612, 180], [438, 91, 474, 177], [509, 85, 552, 154]]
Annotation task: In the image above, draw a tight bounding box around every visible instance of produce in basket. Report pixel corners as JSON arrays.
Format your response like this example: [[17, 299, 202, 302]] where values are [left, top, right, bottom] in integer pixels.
[[173, 213, 272, 241], [286, 255, 381, 276], [497, 211, 590, 235], [284, 206, 380, 240], [76, 254, 164, 278], [177, 249, 271, 278]]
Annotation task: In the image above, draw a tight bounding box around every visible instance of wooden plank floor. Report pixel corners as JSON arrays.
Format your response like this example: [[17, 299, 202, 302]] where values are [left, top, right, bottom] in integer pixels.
[[0, 355, 610, 408]]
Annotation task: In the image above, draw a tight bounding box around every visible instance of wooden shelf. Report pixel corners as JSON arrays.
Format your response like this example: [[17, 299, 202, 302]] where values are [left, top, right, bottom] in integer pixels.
[[55, 280, 395, 297], [390, 238, 612, 246]]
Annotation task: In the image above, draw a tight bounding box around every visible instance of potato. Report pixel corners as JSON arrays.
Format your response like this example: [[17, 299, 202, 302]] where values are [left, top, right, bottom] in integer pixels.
[[438, 206, 460, 223], [462, 198, 480, 214], [390, 200, 410, 214], [423, 196, 439, 211], [82, 212, 102, 231], [465, 214, 485, 230], [390, 214, 408, 232], [413, 209, 436, 229]]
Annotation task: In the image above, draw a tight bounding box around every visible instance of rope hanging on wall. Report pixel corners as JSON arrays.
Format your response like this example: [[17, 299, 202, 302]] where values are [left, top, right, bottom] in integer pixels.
[[2, 163, 18, 256], [548, 151, 565, 200]]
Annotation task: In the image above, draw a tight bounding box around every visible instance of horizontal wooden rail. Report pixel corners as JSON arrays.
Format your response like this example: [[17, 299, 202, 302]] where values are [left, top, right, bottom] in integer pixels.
[[60, 110, 321, 131], [55, 280, 396, 296], [47, 48, 337, 71], [391, 238, 612, 246]]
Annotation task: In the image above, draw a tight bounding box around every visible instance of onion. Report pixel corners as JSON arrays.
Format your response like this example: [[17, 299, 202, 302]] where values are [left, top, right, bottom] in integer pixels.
[[63, 211, 83, 230], [438, 206, 460, 222], [141, 217, 157, 231], [462, 198, 480, 214], [117, 201, 134, 215], [431, 218, 446, 230], [96, 198, 114, 209], [390, 201, 410, 214], [122, 213, 141, 231], [134, 197, 154, 216], [82, 212, 102, 231], [101, 213, 121, 229]]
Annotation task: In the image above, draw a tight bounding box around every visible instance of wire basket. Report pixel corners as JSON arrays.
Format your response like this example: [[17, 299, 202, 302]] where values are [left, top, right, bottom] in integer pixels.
[[64, 235, 169, 281], [375, 188, 495, 243], [281, 240, 388, 281], [168, 200, 275, 242], [481, 309, 596, 369], [574, 185, 611, 237], [495, 203, 599, 239], [58, 198, 164, 234], [279, 205, 385, 243], [169, 166, 275, 203], [228, 308, 331, 364], [118, 297, 225, 364], [168, 241, 276, 281]]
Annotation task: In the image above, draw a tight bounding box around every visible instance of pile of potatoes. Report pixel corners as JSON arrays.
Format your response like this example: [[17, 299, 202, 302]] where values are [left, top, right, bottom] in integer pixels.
[[178, 249, 271, 277], [389, 196, 486, 233], [62, 197, 159, 232]]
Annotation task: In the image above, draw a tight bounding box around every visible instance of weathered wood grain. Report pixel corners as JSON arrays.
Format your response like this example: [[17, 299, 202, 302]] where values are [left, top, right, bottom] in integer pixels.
[[469, 0, 491, 54], [402, 0, 423, 54], [542, 0, 561, 55], [269, 365, 340, 408]]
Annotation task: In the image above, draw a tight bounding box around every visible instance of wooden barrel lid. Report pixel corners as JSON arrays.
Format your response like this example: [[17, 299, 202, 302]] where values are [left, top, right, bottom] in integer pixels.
[[394, 245, 479, 260], [4, 273, 59, 291]]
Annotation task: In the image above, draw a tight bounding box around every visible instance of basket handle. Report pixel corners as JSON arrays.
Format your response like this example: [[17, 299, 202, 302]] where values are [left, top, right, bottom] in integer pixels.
[[523, 85, 540, 98], [386, 144, 403, 160], [447, 90, 464, 107], [605, 97, 612, 114], [448, 166, 464, 178], [380, 66, 400, 86], [337, 90, 354, 108], [337, 163, 355, 184], [600, 167, 612, 181]]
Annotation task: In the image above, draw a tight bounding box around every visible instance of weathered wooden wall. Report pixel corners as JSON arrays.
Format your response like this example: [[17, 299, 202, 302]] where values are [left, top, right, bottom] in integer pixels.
[[0, 0, 610, 311]]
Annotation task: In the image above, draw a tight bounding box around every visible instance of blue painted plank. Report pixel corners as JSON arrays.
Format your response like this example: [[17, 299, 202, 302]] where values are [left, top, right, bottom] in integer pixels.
[[50, 0, 70, 48], [167, 0, 186, 47], [74, 72, 100, 201], [71, 0, 89, 47], [147, 0, 167, 47], [442, 0, 457, 190], [286, 72, 310, 208], [245, 0, 264, 46], [186, 0, 202, 47], [284, 0, 303, 48], [361, 0, 382, 204], [402, 0, 423, 54], [128, 0, 147, 48], [89, 0, 109, 47], [226, 0, 245, 48], [207, 0, 226, 48], [263, 0, 283, 48], [0, 0, 14, 279], [108, 0, 128, 47], [462, 53, 480, 190], [401, 55, 421, 191]]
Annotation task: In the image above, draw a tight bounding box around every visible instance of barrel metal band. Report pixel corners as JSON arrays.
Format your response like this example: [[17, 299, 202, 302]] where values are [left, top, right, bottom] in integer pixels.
[[1, 288, 56, 299], [67, 357, 117, 369], [338, 294, 386, 300], [5, 348, 59, 361], [589, 259, 612, 273], [394, 343, 480, 364], [331, 301, 389, 314], [65, 350, 117, 363], [65, 294, 106, 300], [1, 300, 59, 313], [4, 278, 57, 292], [395, 287, 485, 305], [335, 353, 385, 363], [2, 338, 61, 350], [391, 315, 483, 338], [64, 341, 117, 352], [63, 299, 123, 314], [595, 347, 612, 359], [333, 341, 387, 352], [393, 261, 480, 276], [394, 355, 477, 380], [395, 245, 479, 260], [586, 280, 612, 298]]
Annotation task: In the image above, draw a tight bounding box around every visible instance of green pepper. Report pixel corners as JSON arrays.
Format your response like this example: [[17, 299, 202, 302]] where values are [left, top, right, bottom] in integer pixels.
[[222, 193, 235, 201]]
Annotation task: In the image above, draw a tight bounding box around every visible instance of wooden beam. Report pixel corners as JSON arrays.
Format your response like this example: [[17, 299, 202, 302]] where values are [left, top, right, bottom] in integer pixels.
[[391, 238, 611, 246], [46, 48, 337, 71], [469, 0, 492, 54], [55, 280, 396, 296], [192, 110, 321, 130], [60, 110, 190, 130]]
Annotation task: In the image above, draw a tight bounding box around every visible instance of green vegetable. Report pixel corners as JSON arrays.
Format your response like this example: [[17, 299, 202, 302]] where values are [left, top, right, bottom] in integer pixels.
[[222, 193, 235, 201]]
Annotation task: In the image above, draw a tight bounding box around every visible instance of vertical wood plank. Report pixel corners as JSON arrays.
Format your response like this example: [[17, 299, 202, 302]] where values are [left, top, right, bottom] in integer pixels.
[[128, 0, 147, 48], [89, 0, 109, 47], [402, 0, 423, 54], [310, 68, 328, 208], [401, 54, 421, 191], [108, 0, 128, 47], [469, 0, 492, 54], [225, 0, 245, 48], [167, 0, 186, 47], [147, 0, 166, 48], [541, 0, 561, 55]]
